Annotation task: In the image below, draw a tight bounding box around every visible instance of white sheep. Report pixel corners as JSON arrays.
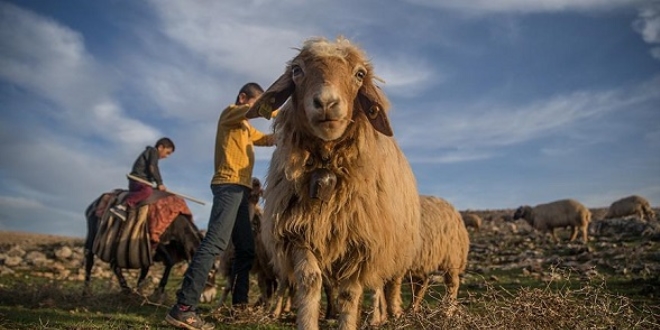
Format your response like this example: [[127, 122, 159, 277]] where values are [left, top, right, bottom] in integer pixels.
[[246, 36, 421, 330], [461, 212, 483, 231], [371, 195, 469, 324], [513, 199, 591, 243], [604, 195, 656, 222]]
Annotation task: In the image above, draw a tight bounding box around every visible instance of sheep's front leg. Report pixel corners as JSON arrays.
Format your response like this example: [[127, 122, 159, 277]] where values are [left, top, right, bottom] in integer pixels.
[[270, 276, 289, 317], [385, 275, 404, 318], [410, 275, 430, 313], [444, 269, 460, 301], [337, 277, 363, 330], [443, 269, 461, 317], [569, 226, 579, 242], [369, 287, 387, 326], [550, 228, 559, 243], [292, 249, 322, 330]]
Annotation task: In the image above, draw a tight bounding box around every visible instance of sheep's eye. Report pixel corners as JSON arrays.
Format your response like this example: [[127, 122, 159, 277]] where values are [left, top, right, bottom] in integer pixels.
[[355, 69, 366, 80], [291, 65, 303, 76]]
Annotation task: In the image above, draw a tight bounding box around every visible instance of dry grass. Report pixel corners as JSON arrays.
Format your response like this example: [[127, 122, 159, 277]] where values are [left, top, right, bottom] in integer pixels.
[[2, 218, 660, 329], [2, 271, 657, 329], [390, 283, 659, 330]]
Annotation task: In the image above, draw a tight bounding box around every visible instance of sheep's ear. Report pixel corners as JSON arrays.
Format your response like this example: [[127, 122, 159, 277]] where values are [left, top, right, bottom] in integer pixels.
[[246, 72, 295, 119], [357, 83, 393, 137]]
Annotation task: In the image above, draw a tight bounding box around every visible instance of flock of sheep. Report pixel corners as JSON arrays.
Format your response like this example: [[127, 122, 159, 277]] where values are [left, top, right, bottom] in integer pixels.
[[211, 37, 656, 330]]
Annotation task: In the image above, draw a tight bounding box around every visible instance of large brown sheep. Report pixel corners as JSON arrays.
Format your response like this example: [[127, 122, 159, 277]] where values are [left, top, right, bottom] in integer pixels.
[[246, 36, 421, 330], [604, 195, 656, 222], [513, 199, 591, 243], [371, 195, 470, 324]]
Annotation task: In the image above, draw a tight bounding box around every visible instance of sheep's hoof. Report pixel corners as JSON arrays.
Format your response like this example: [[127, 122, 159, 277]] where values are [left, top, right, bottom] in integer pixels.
[[444, 303, 459, 317], [200, 286, 217, 304], [309, 168, 337, 202], [369, 313, 388, 327]]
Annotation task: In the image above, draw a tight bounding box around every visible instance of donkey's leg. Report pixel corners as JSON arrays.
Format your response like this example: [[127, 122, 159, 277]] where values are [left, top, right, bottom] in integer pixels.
[[111, 261, 131, 293], [83, 249, 95, 296], [136, 266, 151, 295], [83, 209, 99, 296], [152, 245, 173, 303]]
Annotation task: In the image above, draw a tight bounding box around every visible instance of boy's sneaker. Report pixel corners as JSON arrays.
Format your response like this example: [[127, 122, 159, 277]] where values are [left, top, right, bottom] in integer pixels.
[[165, 304, 214, 330], [109, 204, 127, 221]]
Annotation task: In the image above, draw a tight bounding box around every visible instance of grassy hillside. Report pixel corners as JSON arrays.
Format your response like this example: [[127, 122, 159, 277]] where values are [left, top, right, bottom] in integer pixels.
[[1, 211, 659, 329]]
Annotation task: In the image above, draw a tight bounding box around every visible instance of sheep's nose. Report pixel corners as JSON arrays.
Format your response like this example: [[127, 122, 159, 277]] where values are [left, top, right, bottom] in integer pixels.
[[312, 90, 340, 111]]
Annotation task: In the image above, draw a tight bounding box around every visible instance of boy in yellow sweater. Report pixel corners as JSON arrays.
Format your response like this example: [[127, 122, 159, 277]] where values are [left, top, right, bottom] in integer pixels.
[[166, 83, 275, 330]]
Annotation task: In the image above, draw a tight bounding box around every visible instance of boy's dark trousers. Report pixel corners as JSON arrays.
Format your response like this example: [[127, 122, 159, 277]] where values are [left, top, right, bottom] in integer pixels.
[[176, 184, 255, 307]]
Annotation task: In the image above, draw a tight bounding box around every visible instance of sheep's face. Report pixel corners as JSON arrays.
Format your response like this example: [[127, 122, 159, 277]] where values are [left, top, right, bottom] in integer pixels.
[[289, 53, 366, 141], [247, 37, 393, 138]]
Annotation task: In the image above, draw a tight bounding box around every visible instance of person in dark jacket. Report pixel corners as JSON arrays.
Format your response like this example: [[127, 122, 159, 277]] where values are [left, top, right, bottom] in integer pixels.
[[110, 137, 175, 220]]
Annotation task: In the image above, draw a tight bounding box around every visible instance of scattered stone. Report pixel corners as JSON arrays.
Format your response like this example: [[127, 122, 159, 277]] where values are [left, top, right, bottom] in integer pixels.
[[6, 245, 26, 258], [3, 256, 22, 267], [0, 265, 15, 276], [54, 246, 73, 260]]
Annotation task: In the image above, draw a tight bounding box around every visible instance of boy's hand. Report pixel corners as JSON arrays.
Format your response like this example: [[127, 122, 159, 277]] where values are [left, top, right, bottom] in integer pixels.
[[158, 184, 167, 191]]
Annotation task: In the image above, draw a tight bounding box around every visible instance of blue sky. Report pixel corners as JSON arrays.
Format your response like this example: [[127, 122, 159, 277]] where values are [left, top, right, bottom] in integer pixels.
[[1, 0, 659, 238]]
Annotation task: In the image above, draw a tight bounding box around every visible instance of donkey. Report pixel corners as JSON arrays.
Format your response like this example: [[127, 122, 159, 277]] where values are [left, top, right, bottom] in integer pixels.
[[83, 191, 208, 302]]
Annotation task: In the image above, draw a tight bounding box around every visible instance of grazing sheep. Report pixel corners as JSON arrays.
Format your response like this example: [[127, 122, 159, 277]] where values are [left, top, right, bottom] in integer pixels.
[[246, 36, 421, 330], [604, 195, 656, 222], [371, 196, 469, 324], [461, 212, 483, 230], [513, 199, 591, 243]]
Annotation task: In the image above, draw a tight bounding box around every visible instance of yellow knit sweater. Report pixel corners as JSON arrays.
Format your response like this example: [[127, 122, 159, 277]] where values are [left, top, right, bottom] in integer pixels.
[[211, 104, 275, 188]]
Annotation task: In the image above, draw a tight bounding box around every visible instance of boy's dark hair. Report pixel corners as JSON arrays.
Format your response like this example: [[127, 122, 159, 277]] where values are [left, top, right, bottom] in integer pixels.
[[155, 137, 175, 151], [235, 82, 264, 104]]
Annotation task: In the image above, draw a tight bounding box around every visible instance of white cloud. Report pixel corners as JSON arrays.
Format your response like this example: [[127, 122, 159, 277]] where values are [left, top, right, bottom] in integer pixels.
[[0, 2, 160, 150], [397, 76, 660, 152], [409, 149, 495, 164], [147, 0, 308, 83], [0, 2, 100, 107], [0, 194, 86, 236], [633, 3, 660, 61], [92, 101, 161, 145], [0, 195, 44, 210], [406, 0, 642, 14], [633, 3, 660, 44], [376, 54, 440, 97], [1, 0, 659, 238], [124, 56, 228, 122]]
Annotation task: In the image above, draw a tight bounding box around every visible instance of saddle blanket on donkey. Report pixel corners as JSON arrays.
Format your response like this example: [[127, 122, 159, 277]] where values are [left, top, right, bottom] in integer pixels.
[[90, 190, 193, 269]]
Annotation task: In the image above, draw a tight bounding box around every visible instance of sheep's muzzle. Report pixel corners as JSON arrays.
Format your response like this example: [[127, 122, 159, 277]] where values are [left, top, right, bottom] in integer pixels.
[[309, 168, 337, 202]]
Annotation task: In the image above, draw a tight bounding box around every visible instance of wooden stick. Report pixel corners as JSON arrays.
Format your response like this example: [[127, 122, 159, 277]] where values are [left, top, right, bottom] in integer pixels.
[[126, 174, 206, 205]]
